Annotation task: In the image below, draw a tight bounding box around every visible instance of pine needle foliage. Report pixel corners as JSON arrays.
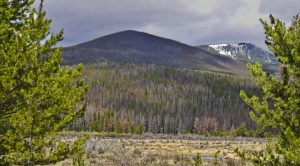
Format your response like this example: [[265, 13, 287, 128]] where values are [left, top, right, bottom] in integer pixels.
[[238, 14, 300, 165], [0, 0, 89, 165]]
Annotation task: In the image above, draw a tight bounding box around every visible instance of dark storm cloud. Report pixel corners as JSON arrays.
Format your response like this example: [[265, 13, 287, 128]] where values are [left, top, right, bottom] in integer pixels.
[[40, 0, 298, 49]]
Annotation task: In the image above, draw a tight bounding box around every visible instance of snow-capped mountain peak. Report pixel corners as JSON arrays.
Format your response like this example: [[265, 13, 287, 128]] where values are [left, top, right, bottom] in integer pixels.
[[201, 43, 278, 64]]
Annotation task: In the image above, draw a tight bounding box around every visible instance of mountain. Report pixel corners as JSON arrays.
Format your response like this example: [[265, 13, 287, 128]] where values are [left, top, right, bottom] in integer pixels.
[[196, 43, 278, 65], [62, 30, 248, 75]]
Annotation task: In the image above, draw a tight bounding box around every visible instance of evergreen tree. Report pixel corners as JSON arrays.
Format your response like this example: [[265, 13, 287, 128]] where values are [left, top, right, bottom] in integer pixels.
[[0, 0, 88, 165], [238, 15, 300, 165]]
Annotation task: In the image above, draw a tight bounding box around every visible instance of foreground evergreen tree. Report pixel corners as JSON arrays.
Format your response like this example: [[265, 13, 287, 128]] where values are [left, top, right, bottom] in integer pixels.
[[238, 15, 300, 165], [0, 0, 88, 165]]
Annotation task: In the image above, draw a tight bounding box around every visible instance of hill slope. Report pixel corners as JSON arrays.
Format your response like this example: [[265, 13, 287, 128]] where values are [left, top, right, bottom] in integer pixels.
[[62, 30, 248, 75], [80, 63, 256, 134]]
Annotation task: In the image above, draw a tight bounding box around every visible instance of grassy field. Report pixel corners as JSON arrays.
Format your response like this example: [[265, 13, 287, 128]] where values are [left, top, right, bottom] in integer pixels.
[[54, 134, 266, 166]]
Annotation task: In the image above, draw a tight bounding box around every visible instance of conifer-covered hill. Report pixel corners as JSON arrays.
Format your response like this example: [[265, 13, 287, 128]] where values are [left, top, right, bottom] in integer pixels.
[[62, 30, 248, 75], [75, 63, 259, 134]]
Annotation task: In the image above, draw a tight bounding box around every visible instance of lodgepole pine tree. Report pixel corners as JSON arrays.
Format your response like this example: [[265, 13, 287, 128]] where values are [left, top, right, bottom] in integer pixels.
[[238, 14, 300, 165], [0, 0, 88, 165]]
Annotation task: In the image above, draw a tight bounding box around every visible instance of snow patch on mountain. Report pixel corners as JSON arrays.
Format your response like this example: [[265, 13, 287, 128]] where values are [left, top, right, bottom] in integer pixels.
[[210, 44, 236, 59], [208, 43, 278, 64]]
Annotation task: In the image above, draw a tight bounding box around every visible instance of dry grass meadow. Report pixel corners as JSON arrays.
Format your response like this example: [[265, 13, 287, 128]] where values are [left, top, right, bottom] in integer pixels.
[[53, 134, 266, 166]]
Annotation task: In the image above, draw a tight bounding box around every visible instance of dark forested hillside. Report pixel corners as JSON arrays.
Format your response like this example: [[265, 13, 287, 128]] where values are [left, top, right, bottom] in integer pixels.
[[72, 63, 259, 134], [62, 30, 249, 76]]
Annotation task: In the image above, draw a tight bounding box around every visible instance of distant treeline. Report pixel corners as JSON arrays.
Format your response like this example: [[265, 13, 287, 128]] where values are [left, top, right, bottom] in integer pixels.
[[70, 63, 260, 134]]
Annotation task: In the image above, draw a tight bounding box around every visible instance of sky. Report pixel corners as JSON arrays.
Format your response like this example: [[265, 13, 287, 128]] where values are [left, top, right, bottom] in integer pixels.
[[42, 0, 300, 49]]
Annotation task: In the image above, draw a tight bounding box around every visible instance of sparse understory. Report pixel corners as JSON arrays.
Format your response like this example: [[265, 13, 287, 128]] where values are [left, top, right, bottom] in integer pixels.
[[54, 134, 266, 166]]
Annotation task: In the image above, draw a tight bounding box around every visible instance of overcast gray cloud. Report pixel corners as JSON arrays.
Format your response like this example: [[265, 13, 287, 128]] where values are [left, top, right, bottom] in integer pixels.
[[42, 0, 299, 49], [259, 0, 300, 22]]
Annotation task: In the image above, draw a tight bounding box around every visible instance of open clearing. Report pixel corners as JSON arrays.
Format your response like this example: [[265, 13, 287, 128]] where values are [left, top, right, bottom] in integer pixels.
[[54, 134, 266, 166]]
